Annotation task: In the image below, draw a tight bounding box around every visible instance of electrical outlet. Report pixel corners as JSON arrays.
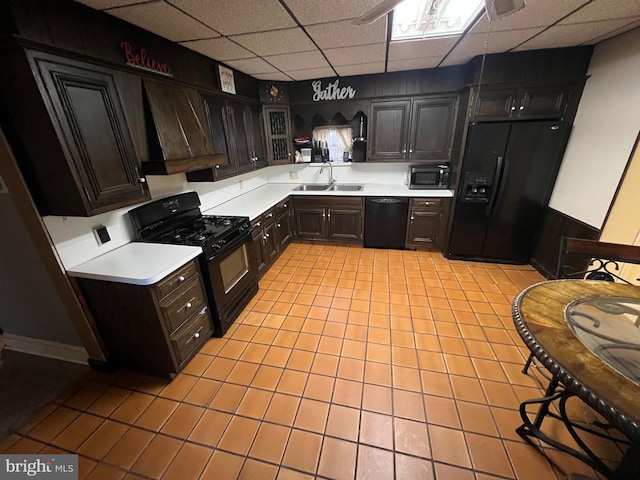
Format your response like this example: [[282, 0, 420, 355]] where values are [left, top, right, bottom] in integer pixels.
[[289, 171, 298, 180], [94, 226, 111, 245], [239, 180, 244, 189]]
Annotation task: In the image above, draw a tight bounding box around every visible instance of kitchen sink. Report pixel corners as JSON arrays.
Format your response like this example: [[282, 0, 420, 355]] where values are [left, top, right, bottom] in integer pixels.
[[327, 184, 363, 191], [293, 184, 331, 191], [293, 183, 364, 192]]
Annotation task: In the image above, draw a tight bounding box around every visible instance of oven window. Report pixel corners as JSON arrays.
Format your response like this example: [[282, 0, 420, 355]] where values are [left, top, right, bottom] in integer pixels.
[[220, 244, 249, 294], [414, 172, 437, 185]]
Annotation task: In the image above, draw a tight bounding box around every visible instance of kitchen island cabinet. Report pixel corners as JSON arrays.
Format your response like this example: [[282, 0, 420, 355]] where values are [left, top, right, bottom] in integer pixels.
[[406, 197, 451, 249], [0, 49, 150, 216], [294, 196, 363, 242]]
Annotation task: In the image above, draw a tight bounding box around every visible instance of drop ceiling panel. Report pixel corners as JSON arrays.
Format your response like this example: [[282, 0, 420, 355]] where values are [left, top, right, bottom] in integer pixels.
[[324, 43, 386, 66], [335, 62, 386, 77], [387, 56, 443, 72], [230, 28, 316, 56], [263, 50, 328, 71], [167, 0, 295, 35], [287, 67, 336, 81], [75, 0, 154, 9], [388, 37, 458, 61], [106, 2, 218, 42], [469, 0, 589, 33], [560, 0, 640, 24], [253, 72, 293, 81], [180, 37, 255, 61], [306, 19, 387, 49], [587, 18, 640, 44], [514, 19, 640, 51], [224, 57, 279, 75], [283, 0, 383, 25], [440, 27, 544, 66]]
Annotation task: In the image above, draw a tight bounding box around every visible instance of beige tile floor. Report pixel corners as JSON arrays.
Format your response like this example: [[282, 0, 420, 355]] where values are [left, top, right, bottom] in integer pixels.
[[0, 243, 627, 479]]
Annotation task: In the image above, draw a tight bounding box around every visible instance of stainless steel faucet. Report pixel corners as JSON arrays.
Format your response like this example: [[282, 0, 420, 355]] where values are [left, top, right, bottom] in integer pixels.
[[320, 160, 336, 185]]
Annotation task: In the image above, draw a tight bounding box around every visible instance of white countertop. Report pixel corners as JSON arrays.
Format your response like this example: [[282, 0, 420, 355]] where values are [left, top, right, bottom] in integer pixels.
[[67, 242, 202, 285], [204, 183, 454, 220]]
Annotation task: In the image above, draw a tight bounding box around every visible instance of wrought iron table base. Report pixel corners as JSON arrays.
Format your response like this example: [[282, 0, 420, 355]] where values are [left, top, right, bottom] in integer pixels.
[[517, 377, 629, 478]]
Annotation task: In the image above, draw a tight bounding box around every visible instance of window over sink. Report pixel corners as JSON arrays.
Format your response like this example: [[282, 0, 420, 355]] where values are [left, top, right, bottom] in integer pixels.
[[312, 126, 353, 163]]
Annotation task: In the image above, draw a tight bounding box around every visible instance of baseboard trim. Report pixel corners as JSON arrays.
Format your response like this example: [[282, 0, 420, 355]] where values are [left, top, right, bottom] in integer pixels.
[[2, 333, 88, 365]]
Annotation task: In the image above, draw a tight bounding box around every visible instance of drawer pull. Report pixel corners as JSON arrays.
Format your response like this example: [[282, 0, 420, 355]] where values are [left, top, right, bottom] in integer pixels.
[[283, 203, 287, 208], [177, 275, 185, 282], [255, 221, 261, 228], [277, 223, 281, 227], [266, 213, 273, 218], [178, 296, 196, 313], [425, 202, 433, 206], [186, 326, 205, 344]]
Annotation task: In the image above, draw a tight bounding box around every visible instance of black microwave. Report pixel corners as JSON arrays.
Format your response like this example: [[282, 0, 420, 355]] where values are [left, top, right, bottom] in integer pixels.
[[408, 164, 450, 189]]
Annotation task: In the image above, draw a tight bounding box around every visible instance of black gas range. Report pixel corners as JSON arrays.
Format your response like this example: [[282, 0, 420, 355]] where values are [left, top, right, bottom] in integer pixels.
[[129, 192, 258, 336]]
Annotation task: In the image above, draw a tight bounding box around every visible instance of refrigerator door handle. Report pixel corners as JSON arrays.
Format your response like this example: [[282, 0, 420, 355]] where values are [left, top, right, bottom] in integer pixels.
[[489, 155, 510, 216], [487, 155, 504, 212]]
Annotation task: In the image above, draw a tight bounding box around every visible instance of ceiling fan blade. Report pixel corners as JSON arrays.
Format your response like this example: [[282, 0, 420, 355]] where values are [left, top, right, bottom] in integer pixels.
[[352, 0, 405, 25]]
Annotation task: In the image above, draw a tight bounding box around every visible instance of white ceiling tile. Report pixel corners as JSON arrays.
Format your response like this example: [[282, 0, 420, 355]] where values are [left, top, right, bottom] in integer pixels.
[[74, 0, 154, 10], [180, 37, 255, 61], [387, 56, 443, 72], [560, 0, 640, 24], [284, 0, 383, 25], [263, 50, 329, 70], [442, 27, 544, 64], [388, 37, 458, 61], [514, 19, 640, 51], [106, 1, 218, 42], [230, 28, 316, 56], [585, 18, 640, 44], [167, 0, 295, 35], [438, 52, 475, 67], [335, 62, 386, 77], [253, 72, 293, 81], [306, 19, 387, 49], [470, 1, 590, 33], [224, 57, 279, 75], [286, 67, 336, 81], [324, 43, 386, 66]]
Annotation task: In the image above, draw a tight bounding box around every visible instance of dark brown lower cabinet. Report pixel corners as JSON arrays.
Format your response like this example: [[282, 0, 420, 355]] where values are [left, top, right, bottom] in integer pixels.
[[293, 196, 363, 242], [250, 198, 293, 278], [406, 197, 451, 249], [75, 259, 212, 378]]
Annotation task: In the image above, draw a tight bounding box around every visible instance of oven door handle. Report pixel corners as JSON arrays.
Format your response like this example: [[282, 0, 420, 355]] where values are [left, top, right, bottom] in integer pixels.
[[207, 229, 252, 261]]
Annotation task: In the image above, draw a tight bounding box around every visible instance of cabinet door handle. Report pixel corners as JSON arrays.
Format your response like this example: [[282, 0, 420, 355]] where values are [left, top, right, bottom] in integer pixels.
[[411, 216, 414, 221], [265, 233, 270, 238], [327, 212, 331, 220], [283, 203, 287, 208], [277, 223, 281, 227], [409, 149, 413, 154], [215, 164, 220, 169], [255, 221, 261, 228]]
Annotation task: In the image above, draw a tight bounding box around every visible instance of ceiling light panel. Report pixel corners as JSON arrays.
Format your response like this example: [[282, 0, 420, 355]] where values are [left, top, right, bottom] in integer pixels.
[[167, 0, 295, 35], [106, 1, 218, 42], [263, 50, 329, 71], [180, 37, 255, 61], [388, 37, 458, 61], [514, 18, 640, 51], [469, 0, 589, 34], [283, 0, 384, 25], [324, 43, 387, 66], [306, 19, 387, 49], [230, 28, 316, 56]]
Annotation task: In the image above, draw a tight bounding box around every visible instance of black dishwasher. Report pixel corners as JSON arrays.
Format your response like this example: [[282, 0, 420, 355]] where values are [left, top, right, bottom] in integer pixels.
[[364, 197, 409, 249]]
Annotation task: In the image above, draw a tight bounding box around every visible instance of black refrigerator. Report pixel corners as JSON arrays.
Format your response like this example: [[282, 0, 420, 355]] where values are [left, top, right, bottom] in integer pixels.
[[447, 121, 566, 263]]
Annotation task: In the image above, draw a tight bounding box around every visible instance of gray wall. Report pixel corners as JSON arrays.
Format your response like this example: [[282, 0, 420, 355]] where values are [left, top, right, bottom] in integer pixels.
[[0, 193, 81, 346]]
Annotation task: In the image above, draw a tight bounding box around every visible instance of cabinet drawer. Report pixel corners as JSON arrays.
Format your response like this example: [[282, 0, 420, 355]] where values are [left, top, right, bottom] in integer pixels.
[[160, 277, 207, 333], [262, 207, 276, 224], [276, 198, 291, 213], [410, 198, 443, 209], [170, 305, 212, 365], [155, 260, 199, 299]]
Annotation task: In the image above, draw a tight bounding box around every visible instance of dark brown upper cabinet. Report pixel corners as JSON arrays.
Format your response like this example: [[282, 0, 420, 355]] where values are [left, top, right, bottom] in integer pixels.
[[470, 84, 571, 121], [369, 96, 458, 163], [0, 49, 150, 216], [186, 98, 267, 182], [264, 106, 292, 165], [142, 79, 226, 175]]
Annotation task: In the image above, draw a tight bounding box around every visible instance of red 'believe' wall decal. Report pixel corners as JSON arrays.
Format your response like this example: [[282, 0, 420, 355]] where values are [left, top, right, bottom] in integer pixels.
[[120, 42, 172, 77]]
